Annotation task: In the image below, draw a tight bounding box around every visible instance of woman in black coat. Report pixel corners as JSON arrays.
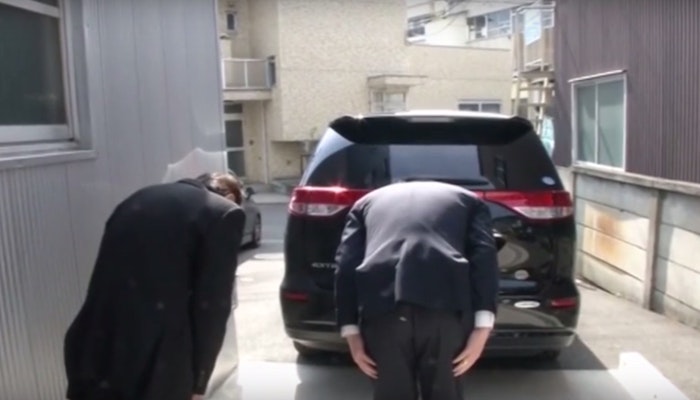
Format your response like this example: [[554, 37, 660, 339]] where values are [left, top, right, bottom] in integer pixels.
[[63, 173, 246, 400]]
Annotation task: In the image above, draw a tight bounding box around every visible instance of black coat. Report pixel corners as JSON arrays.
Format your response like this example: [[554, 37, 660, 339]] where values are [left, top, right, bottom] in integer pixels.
[[335, 181, 499, 328], [64, 179, 246, 400]]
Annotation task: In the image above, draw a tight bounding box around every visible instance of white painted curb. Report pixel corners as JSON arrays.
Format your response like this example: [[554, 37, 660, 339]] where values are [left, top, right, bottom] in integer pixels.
[[611, 352, 689, 400]]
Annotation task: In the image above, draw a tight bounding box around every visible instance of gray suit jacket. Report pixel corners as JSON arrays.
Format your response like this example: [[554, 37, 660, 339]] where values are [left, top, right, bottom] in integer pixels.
[[335, 181, 499, 328]]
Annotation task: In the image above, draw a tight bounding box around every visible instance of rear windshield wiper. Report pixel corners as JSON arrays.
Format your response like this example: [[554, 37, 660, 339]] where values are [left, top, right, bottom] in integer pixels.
[[400, 176, 492, 186]]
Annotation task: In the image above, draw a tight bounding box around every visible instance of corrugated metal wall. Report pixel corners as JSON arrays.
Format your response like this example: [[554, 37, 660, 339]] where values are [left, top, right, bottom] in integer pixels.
[[0, 0, 225, 398], [553, 0, 700, 183]]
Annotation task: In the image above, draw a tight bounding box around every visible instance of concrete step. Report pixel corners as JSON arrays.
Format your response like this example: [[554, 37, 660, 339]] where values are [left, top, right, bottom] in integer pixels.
[[270, 177, 299, 195]]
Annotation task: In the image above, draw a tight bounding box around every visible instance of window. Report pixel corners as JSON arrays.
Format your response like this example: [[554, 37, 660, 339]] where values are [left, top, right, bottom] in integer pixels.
[[467, 15, 486, 40], [486, 9, 512, 38], [306, 129, 561, 192], [0, 0, 72, 147], [224, 102, 243, 114], [224, 109, 246, 177], [542, 9, 554, 29], [467, 8, 512, 41], [225, 10, 237, 32], [370, 91, 407, 113], [458, 101, 502, 113], [572, 75, 626, 168], [267, 56, 276, 86], [407, 14, 431, 39]]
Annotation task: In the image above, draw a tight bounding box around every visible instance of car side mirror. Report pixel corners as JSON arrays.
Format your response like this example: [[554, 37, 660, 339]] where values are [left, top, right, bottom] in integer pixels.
[[244, 187, 255, 199]]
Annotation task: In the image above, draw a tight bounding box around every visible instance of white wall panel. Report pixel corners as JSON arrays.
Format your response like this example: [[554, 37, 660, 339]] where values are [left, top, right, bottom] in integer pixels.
[[0, 165, 82, 399], [0, 0, 225, 397], [132, 0, 175, 184]]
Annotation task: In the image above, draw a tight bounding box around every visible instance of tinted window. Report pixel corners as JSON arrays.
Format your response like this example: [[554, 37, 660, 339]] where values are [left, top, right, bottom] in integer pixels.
[[304, 130, 561, 191]]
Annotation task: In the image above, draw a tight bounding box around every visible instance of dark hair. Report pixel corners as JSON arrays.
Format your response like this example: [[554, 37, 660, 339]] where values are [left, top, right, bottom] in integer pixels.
[[196, 172, 243, 205]]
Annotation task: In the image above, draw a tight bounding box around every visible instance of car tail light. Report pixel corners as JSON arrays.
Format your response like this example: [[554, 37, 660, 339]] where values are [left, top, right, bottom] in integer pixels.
[[289, 186, 370, 217], [479, 190, 574, 221], [282, 291, 310, 302], [550, 297, 578, 309]]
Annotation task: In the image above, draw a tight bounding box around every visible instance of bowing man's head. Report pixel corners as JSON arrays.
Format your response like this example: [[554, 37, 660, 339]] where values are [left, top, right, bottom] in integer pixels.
[[196, 172, 243, 205]]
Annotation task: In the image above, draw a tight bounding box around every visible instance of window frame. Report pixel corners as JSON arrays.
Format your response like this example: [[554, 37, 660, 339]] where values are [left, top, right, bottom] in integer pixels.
[[457, 100, 502, 113], [0, 0, 83, 156], [467, 8, 513, 42], [541, 8, 555, 29], [570, 71, 628, 170], [407, 14, 431, 39], [224, 111, 246, 178], [370, 90, 407, 113], [225, 10, 237, 33]]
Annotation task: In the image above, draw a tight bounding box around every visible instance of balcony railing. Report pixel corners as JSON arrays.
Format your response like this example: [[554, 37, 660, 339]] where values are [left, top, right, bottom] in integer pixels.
[[221, 57, 276, 90], [512, 5, 555, 72]]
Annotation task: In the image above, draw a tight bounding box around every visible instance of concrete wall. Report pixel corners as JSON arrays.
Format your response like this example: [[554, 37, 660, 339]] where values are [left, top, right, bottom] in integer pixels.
[[406, 45, 512, 113], [247, 0, 283, 148], [219, 0, 253, 57], [275, 0, 409, 142], [570, 168, 700, 330]]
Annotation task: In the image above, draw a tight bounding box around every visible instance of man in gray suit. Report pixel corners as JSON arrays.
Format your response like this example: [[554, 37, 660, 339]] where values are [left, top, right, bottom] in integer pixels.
[[335, 180, 500, 400]]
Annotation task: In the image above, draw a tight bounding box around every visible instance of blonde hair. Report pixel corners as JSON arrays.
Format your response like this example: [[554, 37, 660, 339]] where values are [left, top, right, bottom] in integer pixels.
[[196, 172, 243, 205]]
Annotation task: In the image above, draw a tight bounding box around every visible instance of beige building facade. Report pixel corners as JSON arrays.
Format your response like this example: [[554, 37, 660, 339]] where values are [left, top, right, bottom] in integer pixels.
[[218, 0, 514, 183]]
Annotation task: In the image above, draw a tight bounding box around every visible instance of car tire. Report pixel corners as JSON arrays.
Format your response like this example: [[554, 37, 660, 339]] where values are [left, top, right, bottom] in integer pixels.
[[250, 215, 262, 248]]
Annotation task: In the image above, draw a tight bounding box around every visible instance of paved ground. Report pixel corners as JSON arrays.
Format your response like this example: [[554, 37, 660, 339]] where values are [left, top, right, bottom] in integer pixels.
[[208, 202, 700, 400]]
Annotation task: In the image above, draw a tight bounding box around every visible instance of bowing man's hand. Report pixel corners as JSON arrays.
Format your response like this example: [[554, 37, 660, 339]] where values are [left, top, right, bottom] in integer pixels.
[[346, 334, 378, 379], [452, 328, 491, 376]]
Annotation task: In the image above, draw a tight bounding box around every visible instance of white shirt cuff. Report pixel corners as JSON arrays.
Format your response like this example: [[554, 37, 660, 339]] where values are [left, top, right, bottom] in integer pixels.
[[475, 310, 495, 328], [340, 324, 360, 337]]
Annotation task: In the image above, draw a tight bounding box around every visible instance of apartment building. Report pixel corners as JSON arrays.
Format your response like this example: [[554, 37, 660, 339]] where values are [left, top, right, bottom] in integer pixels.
[[406, 1, 555, 141], [406, 0, 535, 49], [218, 0, 515, 184]]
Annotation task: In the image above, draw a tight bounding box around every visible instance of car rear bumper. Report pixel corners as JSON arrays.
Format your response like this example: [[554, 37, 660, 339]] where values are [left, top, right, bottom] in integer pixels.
[[285, 327, 576, 354], [281, 277, 580, 355], [285, 328, 348, 352]]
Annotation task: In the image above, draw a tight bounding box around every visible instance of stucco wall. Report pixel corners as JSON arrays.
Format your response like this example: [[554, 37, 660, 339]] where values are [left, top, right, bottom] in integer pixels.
[[219, 0, 252, 57], [275, 0, 409, 142], [273, 0, 514, 141], [406, 45, 512, 112], [571, 169, 700, 330], [269, 141, 304, 178]]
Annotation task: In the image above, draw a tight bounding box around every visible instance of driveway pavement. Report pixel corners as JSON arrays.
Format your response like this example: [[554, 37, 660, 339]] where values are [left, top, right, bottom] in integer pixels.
[[207, 203, 699, 400]]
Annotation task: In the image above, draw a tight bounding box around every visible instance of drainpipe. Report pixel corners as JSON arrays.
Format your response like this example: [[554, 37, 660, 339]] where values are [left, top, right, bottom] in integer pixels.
[[260, 100, 270, 184]]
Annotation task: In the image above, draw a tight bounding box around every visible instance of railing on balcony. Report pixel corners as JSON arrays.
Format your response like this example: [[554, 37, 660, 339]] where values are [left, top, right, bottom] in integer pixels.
[[512, 4, 555, 72], [221, 57, 276, 90]]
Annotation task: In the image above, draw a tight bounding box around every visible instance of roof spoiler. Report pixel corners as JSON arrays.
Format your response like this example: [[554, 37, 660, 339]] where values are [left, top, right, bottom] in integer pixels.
[[328, 111, 534, 145]]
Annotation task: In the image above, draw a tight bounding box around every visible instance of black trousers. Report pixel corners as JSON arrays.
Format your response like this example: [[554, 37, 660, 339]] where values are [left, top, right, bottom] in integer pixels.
[[361, 303, 469, 400]]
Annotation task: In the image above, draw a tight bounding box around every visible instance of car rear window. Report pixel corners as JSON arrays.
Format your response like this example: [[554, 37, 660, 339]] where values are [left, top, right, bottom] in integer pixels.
[[303, 129, 562, 191]]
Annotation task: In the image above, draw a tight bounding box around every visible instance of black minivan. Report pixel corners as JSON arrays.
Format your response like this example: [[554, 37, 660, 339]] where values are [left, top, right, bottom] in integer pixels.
[[280, 110, 579, 359]]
